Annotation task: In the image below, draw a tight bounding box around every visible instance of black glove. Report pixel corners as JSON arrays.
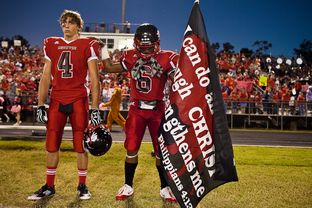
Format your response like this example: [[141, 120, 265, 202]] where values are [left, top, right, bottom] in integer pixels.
[[89, 108, 102, 126], [37, 106, 48, 123]]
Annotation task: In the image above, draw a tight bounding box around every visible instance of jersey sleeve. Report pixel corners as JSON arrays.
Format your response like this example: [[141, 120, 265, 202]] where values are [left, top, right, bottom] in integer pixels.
[[42, 37, 52, 62], [166, 51, 179, 76], [87, 39, 100, 62], [120, 50, 134, 72]]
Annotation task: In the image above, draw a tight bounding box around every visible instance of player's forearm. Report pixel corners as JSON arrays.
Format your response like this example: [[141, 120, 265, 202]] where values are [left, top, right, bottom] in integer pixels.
[[37, 77, 50, 106], [90, 81, 100, 109], [102, 59, 123, 73], [100, 47, 122, 73], [87, 59, 101, 109]]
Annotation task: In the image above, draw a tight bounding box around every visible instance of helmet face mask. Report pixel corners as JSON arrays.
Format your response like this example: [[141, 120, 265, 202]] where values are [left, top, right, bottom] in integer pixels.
[[134, 23, 160, 59], [83, 124, 112, 156]]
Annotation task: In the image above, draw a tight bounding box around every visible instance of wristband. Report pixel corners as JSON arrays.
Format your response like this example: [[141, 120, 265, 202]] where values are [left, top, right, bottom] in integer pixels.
[[101, 47, 110, 60]]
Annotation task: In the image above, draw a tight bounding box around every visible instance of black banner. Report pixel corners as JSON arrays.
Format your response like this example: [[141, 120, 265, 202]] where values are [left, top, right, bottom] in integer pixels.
[[158, 1, 238, 207]]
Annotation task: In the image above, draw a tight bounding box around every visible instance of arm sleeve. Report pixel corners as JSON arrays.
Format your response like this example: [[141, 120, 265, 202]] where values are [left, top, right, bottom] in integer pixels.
[[119, 50, 133, 72], [43, 38, 51, 62], [87, 39, 100, 62]]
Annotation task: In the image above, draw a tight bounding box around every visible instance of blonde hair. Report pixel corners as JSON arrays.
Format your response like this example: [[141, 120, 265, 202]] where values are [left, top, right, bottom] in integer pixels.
[[59, 9, 84, 31]]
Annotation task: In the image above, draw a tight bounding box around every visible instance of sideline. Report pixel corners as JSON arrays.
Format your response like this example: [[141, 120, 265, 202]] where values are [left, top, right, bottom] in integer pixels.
[[1, 125, 312, 133], [0, 125, 72, 130], [0, 124, 312, 134], [1, 125, 312, 148]]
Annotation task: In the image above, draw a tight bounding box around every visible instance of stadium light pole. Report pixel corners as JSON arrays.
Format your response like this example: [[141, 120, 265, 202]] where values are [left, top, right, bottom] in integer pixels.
[[121, 0, 126, 32]]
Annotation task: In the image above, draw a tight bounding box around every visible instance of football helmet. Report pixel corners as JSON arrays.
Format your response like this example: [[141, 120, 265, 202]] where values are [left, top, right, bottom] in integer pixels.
[[83, 124, 112, 156], [134, 23, 160, 60]]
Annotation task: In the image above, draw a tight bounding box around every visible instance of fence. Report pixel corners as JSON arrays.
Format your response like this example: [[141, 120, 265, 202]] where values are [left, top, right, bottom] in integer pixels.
[[1, 100, 311, 130], [224, 100, 312, 130]]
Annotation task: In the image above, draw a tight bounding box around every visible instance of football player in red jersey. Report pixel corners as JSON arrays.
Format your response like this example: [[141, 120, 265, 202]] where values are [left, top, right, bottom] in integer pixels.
[[28, 10, 102, 201], [102, 23, 178, 202]]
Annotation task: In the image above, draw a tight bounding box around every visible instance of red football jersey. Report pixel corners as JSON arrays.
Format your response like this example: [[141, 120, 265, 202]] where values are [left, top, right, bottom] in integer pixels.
[[43, 37, 100, 104], [120, 49, 179, 101]]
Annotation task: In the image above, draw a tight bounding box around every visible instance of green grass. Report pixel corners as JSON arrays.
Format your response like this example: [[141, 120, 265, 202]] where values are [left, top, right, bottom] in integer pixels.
[[0, 140, 311, 208]]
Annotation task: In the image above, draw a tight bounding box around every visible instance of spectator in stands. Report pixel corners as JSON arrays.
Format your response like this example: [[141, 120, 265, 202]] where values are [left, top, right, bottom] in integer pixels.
[[255, 91, 263, 114], [248, 91, 256, 114], [306, 86, 312, 112], [22, 93, 35, 122], [112, 49, 122, 63], [289, 95, 296, 115], [11, 99, 21, 126], [262, 88, 272, 114], [126, 21, 131, 33], [224, 74, 236, 91], [281, 90, 291, 115], [301, 81, 310, 93], [222, 88, 229, 112], [101, 81, 111, 121], [294, 80, 302, 97], [275, 77, 281, 88], [120, 80, 130, 110], [230, 87, 239, 113], [102, 75, 111, 92], [271, 89, 280, 115], [0, 93, 11, 122], [290, 84, 297, 99], [267, 74, 276, 90], [238, 87, 248, 113], [297, 91, 305, 115], [0, 95, 3, 123]]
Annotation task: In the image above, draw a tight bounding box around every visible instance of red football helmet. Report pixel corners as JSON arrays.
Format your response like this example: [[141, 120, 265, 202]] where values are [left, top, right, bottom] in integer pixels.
[[83, 124, 112, 156], [134, 23, 160, 60]]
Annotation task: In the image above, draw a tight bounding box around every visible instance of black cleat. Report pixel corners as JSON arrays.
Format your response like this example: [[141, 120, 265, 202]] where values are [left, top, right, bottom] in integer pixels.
[[77, 184, 91, 200], [27, 184, 55, 200]]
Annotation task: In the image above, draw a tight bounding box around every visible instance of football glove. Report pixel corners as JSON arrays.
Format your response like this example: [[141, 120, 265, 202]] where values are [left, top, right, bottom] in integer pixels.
[[37, 106, 48, 123], [89, 108, 102, 126]]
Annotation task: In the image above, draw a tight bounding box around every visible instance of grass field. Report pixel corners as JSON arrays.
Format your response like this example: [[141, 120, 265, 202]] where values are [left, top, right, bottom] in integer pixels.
[[0, 140, 311, 208]]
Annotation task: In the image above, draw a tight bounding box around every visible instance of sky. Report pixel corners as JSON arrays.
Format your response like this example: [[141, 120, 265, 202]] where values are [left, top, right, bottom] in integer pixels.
[[1, 0, 312, 58]]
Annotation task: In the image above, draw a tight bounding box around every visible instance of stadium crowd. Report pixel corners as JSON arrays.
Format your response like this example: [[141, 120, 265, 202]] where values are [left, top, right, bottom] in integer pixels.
[[0, 45, 312, 124], [216, 52, 312, 115]]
